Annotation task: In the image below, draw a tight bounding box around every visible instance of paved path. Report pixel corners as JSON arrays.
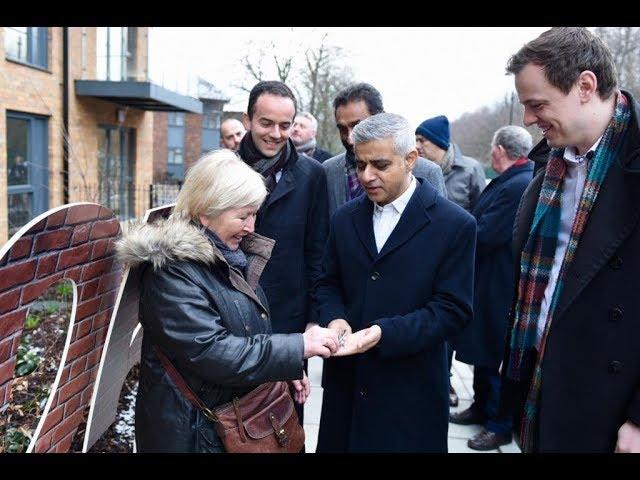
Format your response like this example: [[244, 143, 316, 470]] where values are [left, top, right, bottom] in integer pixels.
[[304, 356, 521, 453]]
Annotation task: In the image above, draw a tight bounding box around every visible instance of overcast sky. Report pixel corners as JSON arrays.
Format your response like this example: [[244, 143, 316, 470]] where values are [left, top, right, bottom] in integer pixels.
[[148, 27, 549, 129]]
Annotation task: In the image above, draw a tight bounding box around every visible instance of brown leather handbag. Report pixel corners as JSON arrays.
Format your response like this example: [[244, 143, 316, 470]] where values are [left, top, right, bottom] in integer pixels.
[[155, 346, 305, 453]]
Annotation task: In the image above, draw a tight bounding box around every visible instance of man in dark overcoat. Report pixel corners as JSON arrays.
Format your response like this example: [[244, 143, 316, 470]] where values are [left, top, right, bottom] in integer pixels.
[[501, 27, 640, 452], [315, 112, 476, 452], [237, 81, 330, 427]]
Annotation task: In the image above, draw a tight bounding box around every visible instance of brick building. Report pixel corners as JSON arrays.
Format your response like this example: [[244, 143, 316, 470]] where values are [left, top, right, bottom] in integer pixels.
[[0, 27, 202, 243], [152, 78, 229, 183]]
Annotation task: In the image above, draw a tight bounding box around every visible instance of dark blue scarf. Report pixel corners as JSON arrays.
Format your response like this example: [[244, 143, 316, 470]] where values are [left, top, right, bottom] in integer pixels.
[[204, 228, 248, 272]]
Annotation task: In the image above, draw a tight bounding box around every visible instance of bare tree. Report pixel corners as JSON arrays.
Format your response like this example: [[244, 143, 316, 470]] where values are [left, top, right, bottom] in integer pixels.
[[231, 32, 354, 156], [451, 96, 542, 175], [595, 27, 640, 98], [234, 38, 297, 93], [450, 27, 640, 176], [297, 37, 354, 155]]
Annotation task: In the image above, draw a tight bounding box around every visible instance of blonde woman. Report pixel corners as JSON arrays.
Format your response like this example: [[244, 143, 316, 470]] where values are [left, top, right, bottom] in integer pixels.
[[117, 150, 338, 452]]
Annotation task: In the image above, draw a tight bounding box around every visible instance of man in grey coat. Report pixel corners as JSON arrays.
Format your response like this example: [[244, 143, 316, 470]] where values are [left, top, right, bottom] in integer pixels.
[[324, 83, 445, 217], [416, 115, 486, 212]]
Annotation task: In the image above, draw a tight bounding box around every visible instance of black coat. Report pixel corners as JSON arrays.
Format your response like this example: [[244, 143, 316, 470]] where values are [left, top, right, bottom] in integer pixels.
[[315, 178, 476, 452], [312, 147, 333, 163], [255, 145, 330, 334], [455, 161, 533, 368], [117, 219, 304, 452], [501, 91, 640, 452]]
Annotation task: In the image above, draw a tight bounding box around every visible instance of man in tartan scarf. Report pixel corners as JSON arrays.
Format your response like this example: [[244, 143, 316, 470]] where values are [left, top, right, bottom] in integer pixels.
[[500, 27, 640, 452]]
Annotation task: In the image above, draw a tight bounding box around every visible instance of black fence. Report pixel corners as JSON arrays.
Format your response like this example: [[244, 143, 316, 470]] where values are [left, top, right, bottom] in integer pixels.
[[68, 183, 182, 221], [7, 183, 183, 237]]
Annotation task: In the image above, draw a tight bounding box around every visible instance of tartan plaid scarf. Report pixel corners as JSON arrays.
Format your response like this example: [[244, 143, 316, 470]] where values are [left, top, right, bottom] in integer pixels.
[[506, 91, 631, 452]]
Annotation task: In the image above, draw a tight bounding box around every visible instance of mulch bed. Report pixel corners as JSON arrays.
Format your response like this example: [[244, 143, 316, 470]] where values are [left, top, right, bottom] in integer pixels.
[[0, 284, 72, 453], [73, 365, 138, 453], [0, 280, 139, 453]]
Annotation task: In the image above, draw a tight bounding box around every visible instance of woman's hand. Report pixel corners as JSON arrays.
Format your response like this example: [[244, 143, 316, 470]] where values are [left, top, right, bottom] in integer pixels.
[[303, 325, 339, 358], [291, 371, 311, 404]]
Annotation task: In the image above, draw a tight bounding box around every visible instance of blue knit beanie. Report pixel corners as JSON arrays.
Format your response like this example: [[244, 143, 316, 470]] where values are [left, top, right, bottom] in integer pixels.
[[415, 115, 450, 151]]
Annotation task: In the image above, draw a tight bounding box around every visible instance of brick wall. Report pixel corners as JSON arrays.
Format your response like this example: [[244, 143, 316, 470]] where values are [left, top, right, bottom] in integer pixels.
[[83, 204, 172, 450], [0, 27, 64, 244], [184, 113, 202, 173], [152, 112, 168, 182], [0, 27, 155, 243], [0, 203, 123, 453]]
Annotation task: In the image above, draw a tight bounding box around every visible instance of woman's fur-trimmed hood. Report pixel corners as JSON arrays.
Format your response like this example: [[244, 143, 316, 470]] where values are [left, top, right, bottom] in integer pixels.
[[116, 217, 216, 270]]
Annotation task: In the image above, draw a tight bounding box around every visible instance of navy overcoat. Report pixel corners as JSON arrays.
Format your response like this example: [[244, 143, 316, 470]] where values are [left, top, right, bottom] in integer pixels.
[[315, 177, 476, 452], [255, 145, 330, 334], [455, 162, 533, 368]]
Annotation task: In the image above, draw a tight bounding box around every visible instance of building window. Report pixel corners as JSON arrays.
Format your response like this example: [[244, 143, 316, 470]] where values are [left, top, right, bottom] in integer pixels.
[[168, 148, 183, 165], [168, 112, 185, 126], [5, 27, 48, 69], [96, 27, 136, 81], [202, 111, 220, 130], [98, 126, 135, 220], [201, 109, 221, 153], [6, 112, 49, 235], [167, 111, 186, 182], [167, 148, 184, 181]]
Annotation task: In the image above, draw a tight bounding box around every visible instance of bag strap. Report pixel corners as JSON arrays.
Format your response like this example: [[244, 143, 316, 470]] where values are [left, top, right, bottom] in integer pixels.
[[232, 397, 247, 443], [153, 345, 219, 423]]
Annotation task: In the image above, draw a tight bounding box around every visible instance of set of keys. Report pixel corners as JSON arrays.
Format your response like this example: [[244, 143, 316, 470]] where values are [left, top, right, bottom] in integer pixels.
[[338, 330, 347, 349]]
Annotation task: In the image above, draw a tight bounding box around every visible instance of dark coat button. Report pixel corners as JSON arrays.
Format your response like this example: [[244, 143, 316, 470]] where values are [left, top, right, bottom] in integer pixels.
[[609, 256, 623, 270], [260, 312, 268, 320], [370, 271, 380, 281], [608, 307, 623, 323], [609, 361, 623, 374], [359, 389, 367, 398]]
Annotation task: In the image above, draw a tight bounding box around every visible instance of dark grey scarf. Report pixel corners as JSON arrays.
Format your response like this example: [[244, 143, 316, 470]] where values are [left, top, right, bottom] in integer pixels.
[[204, 228, 247, 272], [237, 133, 291, 193]]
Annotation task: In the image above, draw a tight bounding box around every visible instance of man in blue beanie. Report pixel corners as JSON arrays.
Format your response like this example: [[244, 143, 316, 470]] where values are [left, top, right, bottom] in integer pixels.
[[415, 115, 486, 212], [416, 114, 486, 408]]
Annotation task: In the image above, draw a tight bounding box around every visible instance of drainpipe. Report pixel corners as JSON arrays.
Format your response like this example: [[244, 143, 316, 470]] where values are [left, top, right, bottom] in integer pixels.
[[62, 27, 69, 204]]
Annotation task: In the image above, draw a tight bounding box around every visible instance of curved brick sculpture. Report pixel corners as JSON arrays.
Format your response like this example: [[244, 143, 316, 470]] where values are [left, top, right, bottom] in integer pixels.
[[0, 203, 122, 453], [83, 204, 173, 451]]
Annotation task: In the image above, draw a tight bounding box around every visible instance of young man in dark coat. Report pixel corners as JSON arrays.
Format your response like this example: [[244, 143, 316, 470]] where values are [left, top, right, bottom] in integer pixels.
[[315, 113, 476, 452], [237, 81, 330, 426], [451, 125, 534, 450], [501, 27, 640, 453]]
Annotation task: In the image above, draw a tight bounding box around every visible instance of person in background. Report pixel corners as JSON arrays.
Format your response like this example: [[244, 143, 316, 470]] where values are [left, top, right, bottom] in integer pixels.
[[291, 111, 333, 163], [451, 125, 533, 451], [220, 118, 246, 151], [415, 114, 487, 408], [324, 82, 445, 218]]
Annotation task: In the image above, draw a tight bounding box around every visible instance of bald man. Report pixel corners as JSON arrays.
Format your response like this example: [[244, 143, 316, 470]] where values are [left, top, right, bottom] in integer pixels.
[[220, 118, 246, 151]]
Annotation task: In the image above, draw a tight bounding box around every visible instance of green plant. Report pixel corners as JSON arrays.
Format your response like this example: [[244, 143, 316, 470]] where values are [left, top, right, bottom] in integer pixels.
[[15, 337, 41, 377], [2, 427, 31, 453], [56, 281, 73, 300], [24, 313, 42, 330], [45, 303, 60, 316]]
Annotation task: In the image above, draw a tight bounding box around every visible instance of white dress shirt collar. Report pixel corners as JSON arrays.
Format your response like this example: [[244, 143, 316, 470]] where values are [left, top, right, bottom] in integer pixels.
[[373, 175, 417, 216]]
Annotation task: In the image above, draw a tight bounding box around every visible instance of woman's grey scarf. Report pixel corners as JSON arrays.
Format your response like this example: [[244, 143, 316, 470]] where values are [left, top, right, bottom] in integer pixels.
[[204, 228, 248, 272]]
